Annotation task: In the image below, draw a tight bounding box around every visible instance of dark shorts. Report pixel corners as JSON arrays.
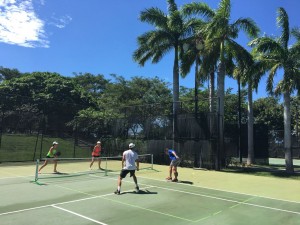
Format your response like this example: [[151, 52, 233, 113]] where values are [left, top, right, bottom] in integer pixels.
[[45, 156, 57, 161], [170, 158, 181, 167], [120, 169, 136, 179], [92, 155, 101, 158]]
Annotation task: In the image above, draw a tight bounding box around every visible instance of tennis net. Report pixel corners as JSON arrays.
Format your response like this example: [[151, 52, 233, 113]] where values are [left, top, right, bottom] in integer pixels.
[[34, 154, 153, 182]]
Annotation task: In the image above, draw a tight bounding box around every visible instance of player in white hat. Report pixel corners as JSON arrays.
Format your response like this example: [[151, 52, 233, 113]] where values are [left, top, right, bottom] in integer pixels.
[[114, 143, 139, 195]]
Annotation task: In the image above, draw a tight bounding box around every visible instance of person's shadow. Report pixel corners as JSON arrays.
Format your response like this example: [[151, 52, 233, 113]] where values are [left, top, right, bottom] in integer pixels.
[[125, 189, 158, 195], [178, 180, 193, 185]]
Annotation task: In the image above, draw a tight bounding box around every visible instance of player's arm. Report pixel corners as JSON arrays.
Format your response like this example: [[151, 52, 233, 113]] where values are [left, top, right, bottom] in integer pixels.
[[172, 151, 179, 159], [136, 158, 139, 171], [121, 153, 125, 168]]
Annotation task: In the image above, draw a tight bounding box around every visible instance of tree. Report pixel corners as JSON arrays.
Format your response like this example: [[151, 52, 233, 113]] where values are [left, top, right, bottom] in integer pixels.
[[234, 58, 267, 165], [0, 66, 22, 82], [250, 7, 300, 173], [0, 72, 92, 135], [72, 72, 109, 97], [253, 97, 283, 130], [203, 0, 259, 169], [78, 75, 173, 139], [180, 2, 215, 115], [133, 0, 194, 147]]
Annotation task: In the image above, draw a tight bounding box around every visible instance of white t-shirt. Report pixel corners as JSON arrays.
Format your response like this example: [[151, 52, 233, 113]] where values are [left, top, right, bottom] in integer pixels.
[[123, 149, 138, 170]]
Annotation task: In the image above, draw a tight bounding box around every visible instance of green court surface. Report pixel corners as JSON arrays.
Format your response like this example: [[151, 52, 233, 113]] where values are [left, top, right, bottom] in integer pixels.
[[0, 161, 299, 225]]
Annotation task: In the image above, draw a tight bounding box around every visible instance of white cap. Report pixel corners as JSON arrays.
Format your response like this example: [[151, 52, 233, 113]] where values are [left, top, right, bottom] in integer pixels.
[[97, 141, 101, 144], [129, 143, 135, 148], [53, 141, 58, 145]]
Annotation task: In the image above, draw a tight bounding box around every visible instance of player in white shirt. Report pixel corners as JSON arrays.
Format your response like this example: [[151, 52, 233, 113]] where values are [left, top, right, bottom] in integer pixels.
[[114, 143, 139, 195]]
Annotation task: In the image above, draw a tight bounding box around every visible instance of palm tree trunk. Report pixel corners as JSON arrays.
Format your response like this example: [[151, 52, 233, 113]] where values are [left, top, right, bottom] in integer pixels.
[[209, 69, 215, 113], [172, 45, 180, 149], [194, 59, 199, 117], [283, 92, 294, 173], [217, 61, 225, 170], [247, 83, 254, 165], [209, 68, 215, 169]]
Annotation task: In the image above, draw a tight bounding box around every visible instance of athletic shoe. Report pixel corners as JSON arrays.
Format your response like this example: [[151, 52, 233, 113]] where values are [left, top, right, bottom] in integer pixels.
[[172, 178, 178, 182], [135, 186, 140, 193], [166, 177, 172, 180], [114, 190, 120, 195]]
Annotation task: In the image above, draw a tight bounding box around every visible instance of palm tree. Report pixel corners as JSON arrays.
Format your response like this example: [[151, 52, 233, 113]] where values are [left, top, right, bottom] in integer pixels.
[[203, 0, 259, 169], [180, 2, 215, 115], [250, 8, 300, 173], [133, 0, 195, 147], [234, 58, 266, 165]]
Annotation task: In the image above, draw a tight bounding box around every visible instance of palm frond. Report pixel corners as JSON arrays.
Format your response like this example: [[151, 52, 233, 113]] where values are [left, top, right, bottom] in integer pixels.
[[181, 2, 215, 21], [215, 0, 231, 19], [180, 49, 196, 76], [250, 37, 284, 57], [291, 27, 300, 42], [227, 39, 253, 66], [140, 7, 168, 29], [232, 18, 260, 38], [266, 63, 281, 94], [168, 10, 184, 33], [277, 7, 289, 49], [167, 0, 177, 13]]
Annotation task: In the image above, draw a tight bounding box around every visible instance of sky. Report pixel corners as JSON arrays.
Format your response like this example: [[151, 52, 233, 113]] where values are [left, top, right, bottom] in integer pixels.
[[0, 0, 299, 100]]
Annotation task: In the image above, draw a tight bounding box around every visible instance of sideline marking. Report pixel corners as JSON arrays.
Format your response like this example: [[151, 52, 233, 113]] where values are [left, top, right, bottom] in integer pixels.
[[137, 184, 300, 216], [90, 174, 300, 217], [137, 174, 300, 204], [52, 205, 108, 225]]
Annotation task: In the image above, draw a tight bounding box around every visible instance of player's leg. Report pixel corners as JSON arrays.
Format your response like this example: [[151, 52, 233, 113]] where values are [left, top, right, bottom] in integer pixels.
[[98, 157, 102, 169], [115, 170, 127, 194], [172, 158, 181, 182], [38, 159, 48, 172], [131, 171, 139, 192], [53, 160, 58, 173], [90, 157, 95, 169], [173, 166, 178, 181], [166, 164, 172, 180]]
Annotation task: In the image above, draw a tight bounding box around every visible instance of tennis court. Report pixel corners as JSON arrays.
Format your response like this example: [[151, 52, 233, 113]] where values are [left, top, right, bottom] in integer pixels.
[[1, 160, 299, 225]]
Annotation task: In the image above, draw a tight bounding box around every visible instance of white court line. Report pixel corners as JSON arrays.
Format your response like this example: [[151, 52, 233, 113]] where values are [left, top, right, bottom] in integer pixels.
[[90, 174, 300, 215], [52, 205, 108, 225], [147, 185, 300, 215], [1, 171, 299, 219], [137, 174, 300, 204], [0, 192, 114, 216]]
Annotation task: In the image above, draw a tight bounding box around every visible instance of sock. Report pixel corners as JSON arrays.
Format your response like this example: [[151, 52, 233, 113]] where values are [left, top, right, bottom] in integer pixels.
[[117, 186, 120, 191]]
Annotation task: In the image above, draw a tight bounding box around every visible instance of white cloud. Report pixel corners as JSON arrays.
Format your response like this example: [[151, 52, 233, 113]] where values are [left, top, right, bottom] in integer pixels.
[[49, 14, 72, 29], [0, 0, 49, 48]]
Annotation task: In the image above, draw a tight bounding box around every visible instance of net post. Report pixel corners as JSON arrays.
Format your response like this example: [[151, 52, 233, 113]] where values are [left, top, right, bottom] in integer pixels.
[[35, 159, 39, 182], [151, 154, 153, 170]]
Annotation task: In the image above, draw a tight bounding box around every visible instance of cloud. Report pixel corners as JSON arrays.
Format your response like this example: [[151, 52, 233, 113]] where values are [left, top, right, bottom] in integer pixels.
[[49, 14, 72, 29], [0, 0, 49, 48]]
